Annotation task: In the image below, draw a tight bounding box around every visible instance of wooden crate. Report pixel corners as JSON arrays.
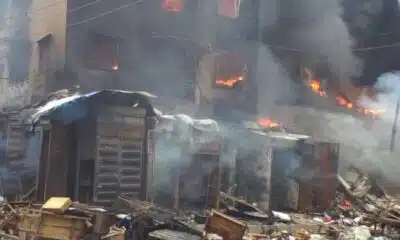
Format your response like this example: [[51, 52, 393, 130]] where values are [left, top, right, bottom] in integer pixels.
[[203, 210, 247, 240], [18, 209, 87, 240]]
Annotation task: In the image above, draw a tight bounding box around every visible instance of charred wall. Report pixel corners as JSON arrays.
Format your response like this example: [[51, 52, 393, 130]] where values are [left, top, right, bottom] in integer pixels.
[[63, 0, 211, 100], [6, 0, 31, 84]]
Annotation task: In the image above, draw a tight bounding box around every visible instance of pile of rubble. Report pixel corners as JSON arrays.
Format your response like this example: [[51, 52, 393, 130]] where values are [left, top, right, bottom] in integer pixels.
[[0, 170, 400, 239]]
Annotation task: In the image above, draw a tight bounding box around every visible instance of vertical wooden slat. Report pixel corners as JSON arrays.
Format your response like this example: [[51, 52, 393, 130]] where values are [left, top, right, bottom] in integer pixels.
[[44, 121, 69, 200], [36, 130, 50, 202]]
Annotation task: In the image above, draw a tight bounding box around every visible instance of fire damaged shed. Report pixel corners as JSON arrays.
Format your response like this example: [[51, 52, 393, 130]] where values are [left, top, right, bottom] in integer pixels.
[[28, 90, 157, 205], [153, 114, 222, 210], [233, 126, 340, 213]]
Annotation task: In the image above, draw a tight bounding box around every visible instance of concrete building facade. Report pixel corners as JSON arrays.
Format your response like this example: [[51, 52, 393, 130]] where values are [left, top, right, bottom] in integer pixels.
[[27, 0, 270, 115], [26, 0, 379, 135], [0, 0, 14, 85], [0, 0, 31, 107]]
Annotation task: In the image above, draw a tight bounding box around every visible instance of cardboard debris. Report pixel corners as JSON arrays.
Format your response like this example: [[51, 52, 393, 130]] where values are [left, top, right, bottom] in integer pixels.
[[41, 197, 72, 213], [203, 209, 247, 240]]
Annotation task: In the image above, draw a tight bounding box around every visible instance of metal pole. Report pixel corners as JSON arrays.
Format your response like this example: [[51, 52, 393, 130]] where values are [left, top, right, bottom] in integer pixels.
[[390, 98, 400, 151]]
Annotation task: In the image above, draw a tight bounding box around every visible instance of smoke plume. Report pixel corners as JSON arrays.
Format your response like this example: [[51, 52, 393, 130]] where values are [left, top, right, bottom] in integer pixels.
[[347, 71, 400, 184], [279, 0, 362, 85]]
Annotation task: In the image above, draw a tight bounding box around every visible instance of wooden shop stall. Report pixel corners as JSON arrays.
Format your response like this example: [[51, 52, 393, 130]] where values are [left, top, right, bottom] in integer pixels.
[[153, 114, 222, 210], [179, 127, 222, 209], [234, 129, 339, 212], [295, 140, 340, 211], [30, 90, 157, 205]]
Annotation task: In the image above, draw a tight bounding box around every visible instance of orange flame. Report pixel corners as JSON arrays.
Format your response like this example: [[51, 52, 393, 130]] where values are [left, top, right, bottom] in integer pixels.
[[309, 79, 327, 97], [162, 0, 183, 12], [304, 68, 384, 118], [257, 118, 280, 128], [336, 96, 353, 109], [216, 75, 245, 87], [360, 108, 385, 118]]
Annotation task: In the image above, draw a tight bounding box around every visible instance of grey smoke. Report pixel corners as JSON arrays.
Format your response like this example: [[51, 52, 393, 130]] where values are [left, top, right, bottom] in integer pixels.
[[152, 115, 222, 203], [279, 0, 362, 84], [149, 0, 369, 203], [296, 106, 400, 187], [362, 71, 400, 117]]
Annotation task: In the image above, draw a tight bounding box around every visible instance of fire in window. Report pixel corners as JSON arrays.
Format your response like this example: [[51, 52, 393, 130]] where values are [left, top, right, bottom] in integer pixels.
[[218, 0, 241, 18], [162, 0, 183, 12], [89, 35, 119, 71], [215, 53, 246, 88]]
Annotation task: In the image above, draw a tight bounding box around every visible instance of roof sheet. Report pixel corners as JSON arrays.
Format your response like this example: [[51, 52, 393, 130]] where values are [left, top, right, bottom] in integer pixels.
[[28, 90, 156, 124]]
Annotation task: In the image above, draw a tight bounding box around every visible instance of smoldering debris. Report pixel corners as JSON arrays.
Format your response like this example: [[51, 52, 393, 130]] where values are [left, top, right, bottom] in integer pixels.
[[3, 165, 400, 239]]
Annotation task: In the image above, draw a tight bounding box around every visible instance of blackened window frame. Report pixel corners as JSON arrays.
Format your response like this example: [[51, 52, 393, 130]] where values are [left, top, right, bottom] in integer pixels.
[[87, 34, 120, 72], [37, 35, 53, 73], [213, 52, 247, 89]]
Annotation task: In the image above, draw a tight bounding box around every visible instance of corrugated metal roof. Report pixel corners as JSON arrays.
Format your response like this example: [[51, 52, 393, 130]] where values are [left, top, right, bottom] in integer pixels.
[[157, 113, 220, 133], [28, 90, 157, 124], [29, 94, 82, 123]]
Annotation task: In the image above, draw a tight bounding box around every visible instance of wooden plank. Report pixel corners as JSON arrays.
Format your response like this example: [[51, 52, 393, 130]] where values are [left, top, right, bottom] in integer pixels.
[[119, 130, 144, 140], [44, 121, 69, 200], [119, 175, 141, 181], [19, 213, 86, 239], [97, 115, 145, 126], [98, 106, 147, 118]]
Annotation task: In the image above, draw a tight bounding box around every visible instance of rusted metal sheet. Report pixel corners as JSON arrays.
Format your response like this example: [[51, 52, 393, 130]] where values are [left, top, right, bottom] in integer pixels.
[[313, 142, 339, 210], [297, 142, 339, 211]]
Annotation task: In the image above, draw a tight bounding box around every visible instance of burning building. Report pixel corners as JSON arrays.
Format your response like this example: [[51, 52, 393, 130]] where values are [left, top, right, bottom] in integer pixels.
[[27, 0, 257, 106]]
